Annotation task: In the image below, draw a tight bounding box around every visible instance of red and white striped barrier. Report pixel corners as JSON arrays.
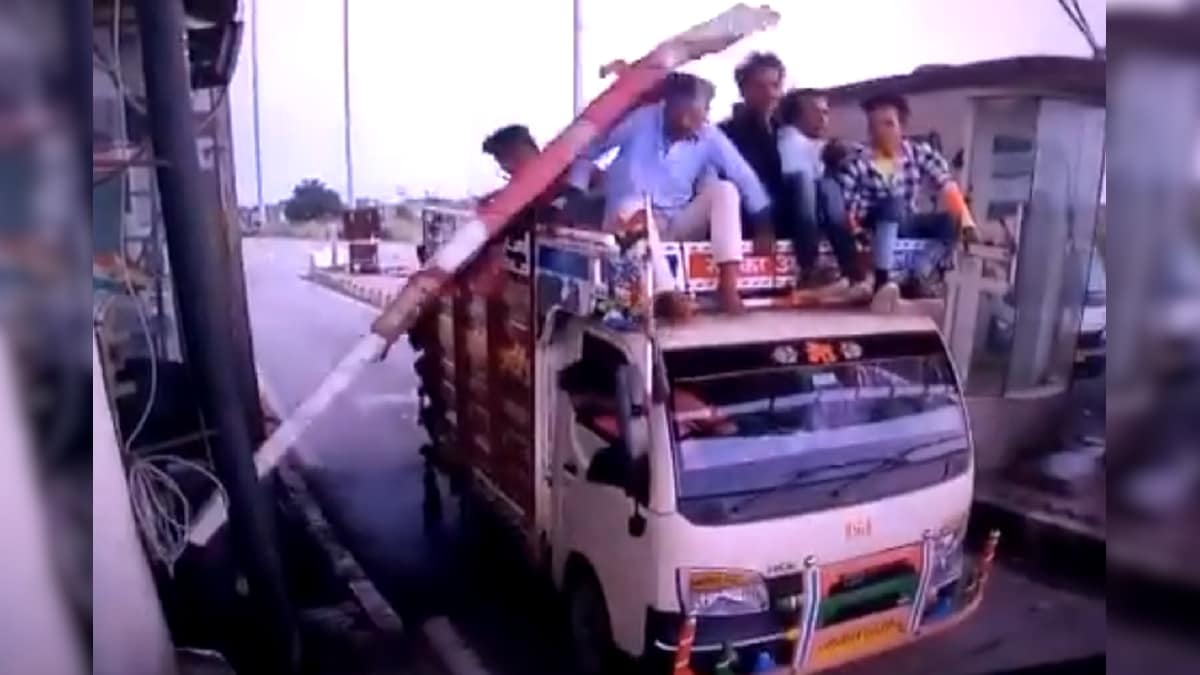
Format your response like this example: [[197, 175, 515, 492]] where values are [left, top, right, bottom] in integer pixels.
[[371, 4, 780, 350]]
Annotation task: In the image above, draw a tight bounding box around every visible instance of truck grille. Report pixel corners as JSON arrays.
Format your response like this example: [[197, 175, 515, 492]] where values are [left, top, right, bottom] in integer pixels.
[[765, 558, 920, 628]]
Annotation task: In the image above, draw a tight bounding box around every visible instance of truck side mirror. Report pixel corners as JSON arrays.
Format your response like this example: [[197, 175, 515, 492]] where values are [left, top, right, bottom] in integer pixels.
[[615, 366, 652, 507]]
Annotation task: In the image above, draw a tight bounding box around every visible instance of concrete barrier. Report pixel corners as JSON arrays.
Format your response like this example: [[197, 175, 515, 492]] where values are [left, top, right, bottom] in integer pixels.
[[305, 268, 405, 309]]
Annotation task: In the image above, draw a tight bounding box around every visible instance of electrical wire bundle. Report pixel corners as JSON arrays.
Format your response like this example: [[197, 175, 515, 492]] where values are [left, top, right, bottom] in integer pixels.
[[102, 0, 229, 574]]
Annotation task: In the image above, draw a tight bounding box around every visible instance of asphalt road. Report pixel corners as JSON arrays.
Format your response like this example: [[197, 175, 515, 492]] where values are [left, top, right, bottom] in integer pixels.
[[242, 237, 1113, 675]]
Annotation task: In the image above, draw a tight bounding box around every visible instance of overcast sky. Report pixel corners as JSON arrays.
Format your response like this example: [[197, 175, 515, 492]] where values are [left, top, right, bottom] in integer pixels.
[[228, 0, 1106, 205]]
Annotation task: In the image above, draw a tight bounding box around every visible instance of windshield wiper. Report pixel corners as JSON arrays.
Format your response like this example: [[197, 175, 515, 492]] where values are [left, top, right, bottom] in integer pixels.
[[725, 434, 964, 517], [827, 434, 964, 499], [725, 456, 881, 516]]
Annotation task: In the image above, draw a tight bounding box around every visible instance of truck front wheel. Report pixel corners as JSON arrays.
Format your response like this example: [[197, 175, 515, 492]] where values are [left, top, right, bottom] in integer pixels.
[[565, 568, 616, 675]]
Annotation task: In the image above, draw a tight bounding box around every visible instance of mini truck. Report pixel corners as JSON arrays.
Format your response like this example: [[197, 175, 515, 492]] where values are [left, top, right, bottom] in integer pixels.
[[409, 207, 1000, 675]]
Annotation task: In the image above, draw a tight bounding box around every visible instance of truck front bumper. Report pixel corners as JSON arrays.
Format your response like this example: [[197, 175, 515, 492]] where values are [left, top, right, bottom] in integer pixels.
[[646, 532, 1000, 674]]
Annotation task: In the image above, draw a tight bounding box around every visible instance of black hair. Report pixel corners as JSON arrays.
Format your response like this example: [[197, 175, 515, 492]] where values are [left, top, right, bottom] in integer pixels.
[[482, 124, 537, 158], [777, 88, 827, 127], [661, 72, 715, 106], [734, 51, 785, 91], [821, 138, 849, 170], [860, 92, 911, 123]]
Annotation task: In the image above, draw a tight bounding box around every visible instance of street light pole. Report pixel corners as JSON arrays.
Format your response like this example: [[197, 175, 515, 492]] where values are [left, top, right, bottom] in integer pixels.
[[342, 0, 354, 206], [336, 0, 353, 267], [251, 0, 265, 227]]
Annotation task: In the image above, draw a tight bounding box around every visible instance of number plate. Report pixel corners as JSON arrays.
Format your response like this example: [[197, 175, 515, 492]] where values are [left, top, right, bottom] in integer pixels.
[[810, 615, 906, 665]]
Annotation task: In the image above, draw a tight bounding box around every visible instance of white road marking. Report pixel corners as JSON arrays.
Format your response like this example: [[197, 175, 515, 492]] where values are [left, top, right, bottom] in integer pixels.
[[352, 391, 420, 411]]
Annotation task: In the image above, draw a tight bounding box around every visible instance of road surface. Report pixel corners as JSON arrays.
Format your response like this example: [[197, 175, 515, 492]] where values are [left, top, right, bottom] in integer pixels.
[[242, 237, 1117, 675]]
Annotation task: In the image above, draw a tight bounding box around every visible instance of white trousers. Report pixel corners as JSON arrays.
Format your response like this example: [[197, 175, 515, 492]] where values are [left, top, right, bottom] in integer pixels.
[[612, 179, 744, 293]]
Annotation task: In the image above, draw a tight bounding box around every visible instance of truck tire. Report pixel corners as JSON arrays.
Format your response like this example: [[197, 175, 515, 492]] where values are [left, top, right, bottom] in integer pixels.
[[565, 565, 616, 675]]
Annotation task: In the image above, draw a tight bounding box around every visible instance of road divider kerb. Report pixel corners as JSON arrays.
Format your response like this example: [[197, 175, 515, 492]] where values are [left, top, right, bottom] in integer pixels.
[[253, 370, 406, 637], [305, 268, 394, 309]]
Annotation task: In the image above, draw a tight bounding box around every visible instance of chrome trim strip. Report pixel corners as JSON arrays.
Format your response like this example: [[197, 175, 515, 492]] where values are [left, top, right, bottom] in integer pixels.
[[909, 533, 936, 634], [652, 630, 792, 654], [794, 558, 822, 667]]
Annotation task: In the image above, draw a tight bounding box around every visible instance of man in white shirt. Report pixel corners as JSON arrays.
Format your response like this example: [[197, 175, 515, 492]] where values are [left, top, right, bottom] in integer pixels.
[[776, 89, 866, 295]]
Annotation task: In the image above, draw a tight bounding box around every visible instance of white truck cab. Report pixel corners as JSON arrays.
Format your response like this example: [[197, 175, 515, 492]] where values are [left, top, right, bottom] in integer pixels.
[[411, 213, 997, 674]]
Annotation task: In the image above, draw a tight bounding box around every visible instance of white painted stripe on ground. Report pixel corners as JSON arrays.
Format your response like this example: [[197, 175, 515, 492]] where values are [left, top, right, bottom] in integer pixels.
[[422, 617, 492, 675], [352, 391, 420, 411], [189, 333, 388, 546]]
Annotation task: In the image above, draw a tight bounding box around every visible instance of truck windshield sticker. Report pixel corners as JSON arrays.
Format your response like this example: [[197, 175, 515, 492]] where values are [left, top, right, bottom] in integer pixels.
[[771, 345, 799, 365], [801, 340, 864, 365], [537, 245, 591, 281], [805, 341, 838, 365], [839, 341, 864, 361], [666, 333, 946, 381]]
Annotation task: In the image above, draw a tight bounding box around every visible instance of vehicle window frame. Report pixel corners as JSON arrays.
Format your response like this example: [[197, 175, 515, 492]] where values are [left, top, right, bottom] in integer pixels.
[[664, 336, 967, 504], [563, 331, 629, 453]]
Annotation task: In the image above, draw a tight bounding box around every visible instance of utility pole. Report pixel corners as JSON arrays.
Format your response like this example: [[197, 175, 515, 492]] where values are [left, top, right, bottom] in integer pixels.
[[342, 0, 354, 206], [572, 0, 583, 115], [251, 0, 265, 227], [134, 0, 297, 669], [335, 0, 353, 268]]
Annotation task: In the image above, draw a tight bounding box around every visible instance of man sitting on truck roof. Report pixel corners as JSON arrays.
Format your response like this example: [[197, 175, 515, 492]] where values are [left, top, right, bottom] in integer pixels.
[[841, 93, 980, 311], [481, 124, 605, 227], [565, 72, 774, 317], [775, 88, 870, 297], [718, 52, 786, 240]]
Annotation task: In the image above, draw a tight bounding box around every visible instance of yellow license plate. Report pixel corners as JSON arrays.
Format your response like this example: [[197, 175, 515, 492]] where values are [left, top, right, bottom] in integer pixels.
[[812, 616, 906, 663]]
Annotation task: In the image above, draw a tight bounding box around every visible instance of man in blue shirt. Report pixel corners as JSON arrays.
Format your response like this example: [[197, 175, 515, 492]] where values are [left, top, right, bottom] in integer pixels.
[[566, 73, 773, 315]]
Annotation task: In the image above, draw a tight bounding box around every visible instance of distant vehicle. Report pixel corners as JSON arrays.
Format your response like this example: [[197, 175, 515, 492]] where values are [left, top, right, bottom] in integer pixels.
[[409, 209, 999, 675], [988, 253, 1106, 378], [1074, 255, 1106, 376]]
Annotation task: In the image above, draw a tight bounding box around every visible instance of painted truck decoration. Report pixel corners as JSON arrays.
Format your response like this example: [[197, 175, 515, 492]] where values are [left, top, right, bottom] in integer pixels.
[[384, 5, 1000, 674]]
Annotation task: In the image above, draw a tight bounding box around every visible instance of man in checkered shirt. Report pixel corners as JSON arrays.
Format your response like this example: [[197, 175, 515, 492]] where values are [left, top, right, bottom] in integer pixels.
[[840, 93, 979, 311]]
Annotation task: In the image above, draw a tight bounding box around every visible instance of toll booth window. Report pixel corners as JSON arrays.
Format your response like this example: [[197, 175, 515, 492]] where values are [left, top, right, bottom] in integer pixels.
[[561, 334, 627, 444]]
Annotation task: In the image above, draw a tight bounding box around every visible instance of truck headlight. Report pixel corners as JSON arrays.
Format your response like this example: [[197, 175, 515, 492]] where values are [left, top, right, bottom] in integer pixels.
[[931, 519, 966, 587], [678, 568, 769, 616]]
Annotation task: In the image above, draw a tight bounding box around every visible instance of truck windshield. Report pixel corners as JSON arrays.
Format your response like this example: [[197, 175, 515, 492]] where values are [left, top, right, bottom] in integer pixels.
[[665, 331, 969, 522]]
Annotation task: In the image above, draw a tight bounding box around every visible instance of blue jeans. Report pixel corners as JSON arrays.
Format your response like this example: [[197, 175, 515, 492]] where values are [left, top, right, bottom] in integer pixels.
[[864, 197, 955, 283], [786, 172, 861, 282]]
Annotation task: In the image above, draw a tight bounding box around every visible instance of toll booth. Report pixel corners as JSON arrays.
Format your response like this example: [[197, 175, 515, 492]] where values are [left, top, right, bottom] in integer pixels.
[[342, 207, 382, 274], [826, 56, 1106, 473]]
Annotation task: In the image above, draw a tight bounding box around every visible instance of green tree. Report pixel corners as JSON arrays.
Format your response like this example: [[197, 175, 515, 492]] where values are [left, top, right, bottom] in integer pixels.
[[283, 179, 343, 222]]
